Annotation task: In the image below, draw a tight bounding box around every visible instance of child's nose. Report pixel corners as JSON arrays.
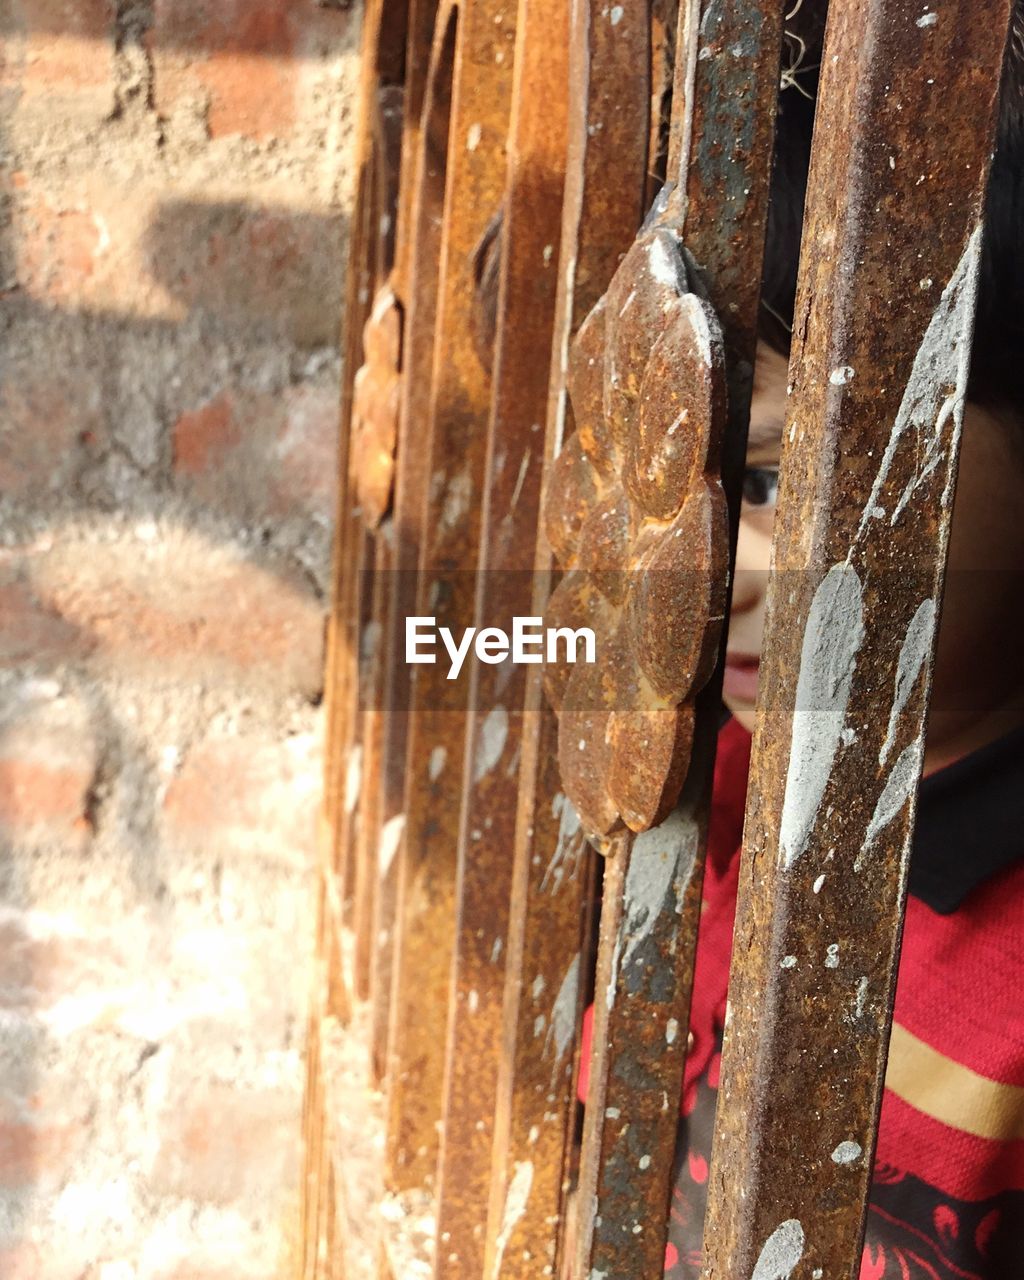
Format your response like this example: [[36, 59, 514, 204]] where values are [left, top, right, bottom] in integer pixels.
[[729, 520, 769, 615]]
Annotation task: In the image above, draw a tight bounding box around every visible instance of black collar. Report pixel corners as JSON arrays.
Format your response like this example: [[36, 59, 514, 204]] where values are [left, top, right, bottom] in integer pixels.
[[911, 723, 1024, 914]]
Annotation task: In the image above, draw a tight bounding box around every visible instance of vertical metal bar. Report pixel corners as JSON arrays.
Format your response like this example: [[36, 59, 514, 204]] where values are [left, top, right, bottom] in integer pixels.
[[701, 2, 1012, 1275], [429, 0, 571, 1271], [382, 0, 458, 1174], [323, 0, 407, 875], [353, 532, 393, 1001], [482, 0, 653, 1273], [368, 0, 444, 1085], [562, 3, 786, 1276], [385, 0, 518, 1192], [303, 0, 405, 1264]]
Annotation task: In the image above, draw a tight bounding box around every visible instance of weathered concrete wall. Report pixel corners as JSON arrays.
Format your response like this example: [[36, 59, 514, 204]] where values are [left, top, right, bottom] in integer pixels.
[[0, 3, 359, 1276]]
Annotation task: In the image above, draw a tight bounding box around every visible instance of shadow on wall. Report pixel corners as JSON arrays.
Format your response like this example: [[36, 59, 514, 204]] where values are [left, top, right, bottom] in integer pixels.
[[0, 1, 359, 1275]]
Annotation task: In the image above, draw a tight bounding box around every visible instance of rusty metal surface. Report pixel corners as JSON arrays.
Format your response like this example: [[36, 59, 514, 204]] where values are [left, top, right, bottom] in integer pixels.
[[480, 0, 654, 1272], [428, 0, 570, 1272], [352, 530, 394, 1002], [323, 0, 407, 852], [352, 290, 402, 530], [542, 225, 729, 841], [323, 0, 409, 933], [384, 0, 519, 1193], [556, 2, 786, 1275], [700, 2, 1012, 1276], [370, 0, 449, 1088]]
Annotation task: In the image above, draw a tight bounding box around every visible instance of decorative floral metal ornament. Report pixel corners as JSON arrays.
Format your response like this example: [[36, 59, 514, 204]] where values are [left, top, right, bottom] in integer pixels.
[[351, 285, 402, 529], [543, 223, 730, 845]]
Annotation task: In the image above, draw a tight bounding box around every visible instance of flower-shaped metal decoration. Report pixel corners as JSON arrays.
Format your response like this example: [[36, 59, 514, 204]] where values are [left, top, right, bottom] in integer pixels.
[[543, 224, 730, 846], [351, 285, 402, 529]]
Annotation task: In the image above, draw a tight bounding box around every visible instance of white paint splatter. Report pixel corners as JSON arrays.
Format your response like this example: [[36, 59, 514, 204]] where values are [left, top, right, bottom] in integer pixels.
[[467, 123, 482, 151], [879, 600, 935, 765], [491, 937, 503, 963], [379, 814, 405, 879], [825, 943, 840, 969], [647, 232, 685, 291], [665, 1018, 679, 1044], [541, 794, 582, 894], [474, 706, 509, 781], [681, 293, 714, 370], [491, 1161, 534, 1278], [853, 229, 980, 545], [829, 365, 855, 386], [429, 745, 447, 782], [609, 3, 624, 22], [545, 954, 581, 1068], [362, 619, 382, 663], [916, 10, 938, 26], [855, 976, 869, 1018], [468, 989, 479, 1014], [780, 955, 797, 970], [532, 974, 546, 1000], [812, 874, 826, 894], [861, 737, 923, 859], [778, 567, 865, 869], [831, 1140, 863, 1165], [441, 470, 473, 534], [619, 809, 699, 970], [751, 1219, 805, 1280], [345, 745, 363, 815]]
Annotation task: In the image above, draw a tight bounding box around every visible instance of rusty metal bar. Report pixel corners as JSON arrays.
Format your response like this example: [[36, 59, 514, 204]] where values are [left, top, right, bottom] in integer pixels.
[[367, 0, 444, 1084], [481, 0, 654, 1273], [384, 0, 519, 1193], [352, 531, 393, 1001], [381, 0, 460, 1171], [428, 0, 571, 1271], [700, 1, 1012, 1276], [548, 2, 787, 1276], [303, 0, 408, 1267], [323, 0, 408, 872]]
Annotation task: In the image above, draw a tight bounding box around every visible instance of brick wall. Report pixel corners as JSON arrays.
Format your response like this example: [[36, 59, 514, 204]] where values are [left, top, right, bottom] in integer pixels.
[[0, 2, 358, 1276]]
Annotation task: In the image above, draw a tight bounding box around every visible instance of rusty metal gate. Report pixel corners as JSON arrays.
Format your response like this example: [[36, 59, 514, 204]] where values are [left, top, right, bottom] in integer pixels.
[[300, 0, 1014, 1275]]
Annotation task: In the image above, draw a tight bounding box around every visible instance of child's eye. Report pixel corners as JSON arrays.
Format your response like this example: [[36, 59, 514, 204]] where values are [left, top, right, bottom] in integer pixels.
[[742, 467, 780, 508]]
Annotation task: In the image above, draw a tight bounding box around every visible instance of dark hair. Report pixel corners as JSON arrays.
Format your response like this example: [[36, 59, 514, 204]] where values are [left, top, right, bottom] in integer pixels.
[[760, 5, 1024, 419]]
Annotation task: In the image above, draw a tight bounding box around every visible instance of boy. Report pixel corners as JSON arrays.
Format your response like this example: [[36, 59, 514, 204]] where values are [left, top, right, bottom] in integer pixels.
[[663, 5, 1024, 1276]]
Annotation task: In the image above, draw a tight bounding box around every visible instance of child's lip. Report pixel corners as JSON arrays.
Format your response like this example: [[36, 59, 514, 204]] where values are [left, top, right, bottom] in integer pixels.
[[723, 652, 760, 702]]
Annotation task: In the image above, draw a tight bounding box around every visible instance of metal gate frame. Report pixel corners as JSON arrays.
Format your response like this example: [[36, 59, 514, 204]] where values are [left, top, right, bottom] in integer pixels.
[[302, 0, 1014, 1275]]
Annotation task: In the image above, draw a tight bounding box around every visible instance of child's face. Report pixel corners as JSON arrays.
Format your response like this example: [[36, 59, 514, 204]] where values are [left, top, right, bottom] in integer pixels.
[[723, 341, 1024, 769]]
